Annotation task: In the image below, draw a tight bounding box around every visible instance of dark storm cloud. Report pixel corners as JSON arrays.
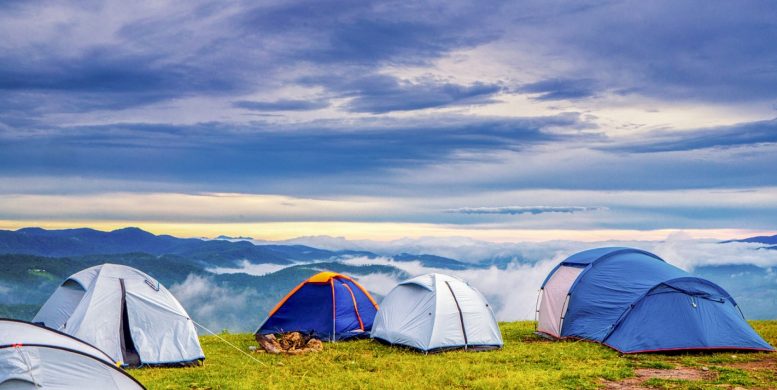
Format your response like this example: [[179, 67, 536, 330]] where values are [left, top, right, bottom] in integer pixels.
[[238, 0, 502, 65], [445, 206, 605, 215], [519, 0, 777, 102], [0, 114, 579, 184], [301, 74, 503, 113], [232, 100, 330, 111], [517, 78, 598, 101], [0, 0, 506, 116], [2, 0, 777, 202], [3, 0, 777, 116], [611, 118, 777, 153]]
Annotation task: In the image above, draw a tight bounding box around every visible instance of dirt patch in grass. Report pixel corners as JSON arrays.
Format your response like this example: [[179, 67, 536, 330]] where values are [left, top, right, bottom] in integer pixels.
[[727, 358, 777, 371], [520, 336, 554, 343], [602, 367, 716, 389], [636, 367, 715, 381]]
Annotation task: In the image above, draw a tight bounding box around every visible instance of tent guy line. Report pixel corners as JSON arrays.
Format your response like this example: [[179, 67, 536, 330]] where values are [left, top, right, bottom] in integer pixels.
[[190, 319, 267, 367]]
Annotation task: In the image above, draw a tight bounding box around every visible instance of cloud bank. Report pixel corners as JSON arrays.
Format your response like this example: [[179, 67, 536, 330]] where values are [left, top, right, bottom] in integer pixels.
[[445, 206, 605, 215], [169, 274, 261, 333], [201, 236, 777, 327]]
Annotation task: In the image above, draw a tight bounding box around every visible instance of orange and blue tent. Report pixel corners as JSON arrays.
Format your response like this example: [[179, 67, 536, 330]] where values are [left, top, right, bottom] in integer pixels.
[[255, 272, 379, 341]]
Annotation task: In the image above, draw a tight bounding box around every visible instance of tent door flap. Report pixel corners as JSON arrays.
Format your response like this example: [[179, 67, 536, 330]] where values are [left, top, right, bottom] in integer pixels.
[[119, 279, 141, 366]]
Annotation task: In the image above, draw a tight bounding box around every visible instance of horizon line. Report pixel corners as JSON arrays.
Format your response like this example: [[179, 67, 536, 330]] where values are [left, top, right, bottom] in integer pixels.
[[0, 220, 772, 243]]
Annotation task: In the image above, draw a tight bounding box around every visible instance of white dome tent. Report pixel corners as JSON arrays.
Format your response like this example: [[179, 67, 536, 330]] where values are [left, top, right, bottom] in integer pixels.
[[371, 273, 503, 352], [33, 264, 204, 367], [0, 319, 145, 389]]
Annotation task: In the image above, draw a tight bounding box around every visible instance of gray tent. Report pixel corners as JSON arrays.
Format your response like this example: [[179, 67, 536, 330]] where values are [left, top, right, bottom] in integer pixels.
[[33, 264, 204, 367], [0, 319, 145, 389], [371, 273, 503, 352]]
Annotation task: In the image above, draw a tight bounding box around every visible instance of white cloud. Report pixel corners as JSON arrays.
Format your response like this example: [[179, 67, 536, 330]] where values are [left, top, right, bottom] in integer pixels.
[[351, 273, 399, 297], [649, 234, 777, 270], [169, 274, 258, 332], [169, 235, 777, 329], [207, 260, 288, 276], [278, 236, 597, 263], [281, 234, 777, 269], [340, 255, 564, 321]]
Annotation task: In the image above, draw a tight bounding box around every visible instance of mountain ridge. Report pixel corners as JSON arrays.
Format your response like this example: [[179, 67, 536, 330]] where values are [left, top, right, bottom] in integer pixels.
[[0, 227, 472, 270], [725, 234, 777, 245]]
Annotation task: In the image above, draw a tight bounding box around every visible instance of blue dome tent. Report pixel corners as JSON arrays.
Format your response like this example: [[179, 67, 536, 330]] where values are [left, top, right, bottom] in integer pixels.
[[256, 272, 379, 341], [536, 247, 773, 353]]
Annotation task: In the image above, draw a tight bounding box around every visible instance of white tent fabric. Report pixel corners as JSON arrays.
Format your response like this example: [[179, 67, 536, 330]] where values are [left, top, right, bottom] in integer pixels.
[[33, 264, 204, 366], [0, 319, 144, 389], [371, 273, 503, 352], [536, 265, 582, 338]]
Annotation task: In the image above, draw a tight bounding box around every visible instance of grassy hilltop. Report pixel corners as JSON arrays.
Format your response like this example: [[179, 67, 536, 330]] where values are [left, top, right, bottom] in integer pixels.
[[130, 321, 777, 389]]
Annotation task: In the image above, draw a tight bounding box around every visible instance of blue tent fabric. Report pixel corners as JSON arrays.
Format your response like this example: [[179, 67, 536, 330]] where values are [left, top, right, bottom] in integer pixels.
[[562, 247, 664, 267], [333, 280, 362, 335], [563, 249, 688, 341], [540, 247, 664, 287], [604, 279, 770, 352], [256, 272, 378, 341], [549, 247, 773, 353], [259, 283, 334, 339]]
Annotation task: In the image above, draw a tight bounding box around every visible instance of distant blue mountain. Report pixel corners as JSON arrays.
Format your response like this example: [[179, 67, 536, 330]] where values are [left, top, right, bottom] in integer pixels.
[[392, 253, 472, 270], [0, 227, 330, 266], [0, 227, 472, 270], [1, 227, 196, 257], [478, 257, 523, 269], [0, 228, 481, 328], [259, 245, 377, 261], [2, 227, 776, 330], [723, 234, 777, 245]]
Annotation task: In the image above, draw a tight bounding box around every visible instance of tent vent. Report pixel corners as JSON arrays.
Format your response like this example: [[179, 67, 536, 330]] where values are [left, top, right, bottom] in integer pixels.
[[144, 279, 160, 291]]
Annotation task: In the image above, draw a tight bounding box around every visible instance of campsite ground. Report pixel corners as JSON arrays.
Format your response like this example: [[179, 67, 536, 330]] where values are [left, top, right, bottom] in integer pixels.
[[129, 321, 777, 389]]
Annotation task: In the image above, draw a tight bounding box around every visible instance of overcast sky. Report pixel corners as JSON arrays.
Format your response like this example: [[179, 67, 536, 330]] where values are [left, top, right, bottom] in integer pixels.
[[2, 0, 777, 241]]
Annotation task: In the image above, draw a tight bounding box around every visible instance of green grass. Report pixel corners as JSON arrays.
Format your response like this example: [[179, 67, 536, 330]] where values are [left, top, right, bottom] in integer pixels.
[[129, 321, 777, 389]]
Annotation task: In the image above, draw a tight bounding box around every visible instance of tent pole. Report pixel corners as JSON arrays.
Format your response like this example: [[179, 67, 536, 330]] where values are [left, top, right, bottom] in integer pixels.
[[558, 294, 570, 336], [330, 279, 336, 342], [445, 281, 468, 349], [736, 304, 746, 320], [534, 288, 543, 331]]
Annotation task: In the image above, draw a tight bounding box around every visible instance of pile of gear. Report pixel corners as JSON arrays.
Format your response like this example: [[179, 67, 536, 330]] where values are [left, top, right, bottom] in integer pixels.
[[254, 332, 323, 355]]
